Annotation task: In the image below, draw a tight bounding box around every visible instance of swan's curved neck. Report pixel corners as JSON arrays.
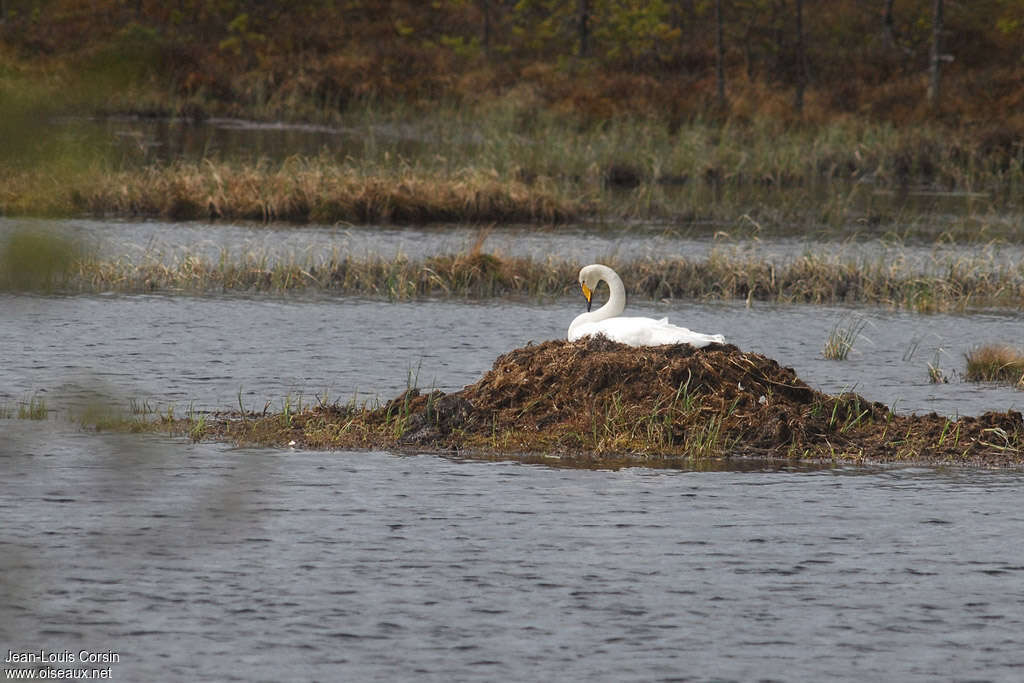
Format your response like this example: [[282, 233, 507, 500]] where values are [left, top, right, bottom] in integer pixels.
[[589, 265, 626, 321], [569, 264, 626, 333]]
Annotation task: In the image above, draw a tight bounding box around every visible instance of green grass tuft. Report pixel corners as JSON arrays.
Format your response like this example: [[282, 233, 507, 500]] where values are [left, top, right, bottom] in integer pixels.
[[16, 394, 48, 420], [823, 316, 869, 360]]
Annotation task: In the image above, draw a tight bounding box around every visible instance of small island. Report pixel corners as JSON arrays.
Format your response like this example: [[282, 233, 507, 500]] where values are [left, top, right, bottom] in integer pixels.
[[171, 337, 1023, 468]]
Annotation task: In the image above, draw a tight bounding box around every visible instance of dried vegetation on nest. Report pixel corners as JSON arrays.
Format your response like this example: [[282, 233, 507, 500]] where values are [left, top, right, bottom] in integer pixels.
[[190, 337, 1024, 467]]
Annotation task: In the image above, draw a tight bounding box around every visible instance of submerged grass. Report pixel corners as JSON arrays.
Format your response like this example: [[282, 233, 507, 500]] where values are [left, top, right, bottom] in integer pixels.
[[1, 394, 49, 420], [965, 344, 1024, 388], [18, 395, 48, 420]]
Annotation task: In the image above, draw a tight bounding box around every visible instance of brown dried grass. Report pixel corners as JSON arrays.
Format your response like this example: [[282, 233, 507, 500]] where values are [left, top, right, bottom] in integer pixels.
[[65, 160, 578, 224], [965, 344, 1024, 387], [60, 250, 1024, 312]]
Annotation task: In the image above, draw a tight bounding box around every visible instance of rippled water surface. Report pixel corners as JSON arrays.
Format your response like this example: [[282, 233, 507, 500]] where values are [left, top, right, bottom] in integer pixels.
[[3, 207, 1024, 679], [5, 216, 1024, 273], [2, 293, 1021, 417], [3, 422, 1024, 681]]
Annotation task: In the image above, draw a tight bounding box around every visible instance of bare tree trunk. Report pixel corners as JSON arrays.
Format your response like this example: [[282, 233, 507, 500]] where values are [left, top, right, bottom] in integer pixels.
[[480, 0, 491, 57], [794, 0, 805, 114], [715, 0, 726, 109], [882, 0, 896, 50], [927, 0, 943, 109], [578, 0, 591, 58]]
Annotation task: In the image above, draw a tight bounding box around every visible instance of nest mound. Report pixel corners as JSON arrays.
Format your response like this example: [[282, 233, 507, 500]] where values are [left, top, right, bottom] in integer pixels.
[[372, 337, 1023, 464]]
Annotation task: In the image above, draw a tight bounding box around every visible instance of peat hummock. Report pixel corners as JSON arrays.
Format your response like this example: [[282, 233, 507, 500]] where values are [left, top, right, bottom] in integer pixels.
[[193, 337, 1024, 467]]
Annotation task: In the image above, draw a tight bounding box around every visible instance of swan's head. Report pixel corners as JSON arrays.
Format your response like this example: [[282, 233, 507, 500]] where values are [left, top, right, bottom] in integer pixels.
[[578, 264, 607, 312]]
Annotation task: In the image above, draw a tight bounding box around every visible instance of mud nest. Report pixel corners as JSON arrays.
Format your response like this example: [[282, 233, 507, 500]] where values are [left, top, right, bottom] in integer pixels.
[[377, 336, 1023, 465]]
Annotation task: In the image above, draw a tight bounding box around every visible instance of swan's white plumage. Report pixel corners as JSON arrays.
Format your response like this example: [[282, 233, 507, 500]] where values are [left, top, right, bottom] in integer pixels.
[[567, 264, 725, 348]]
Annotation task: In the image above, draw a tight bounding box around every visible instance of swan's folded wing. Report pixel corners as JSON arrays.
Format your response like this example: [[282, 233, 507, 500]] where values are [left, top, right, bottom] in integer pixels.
[[574, 317, 724, 348]]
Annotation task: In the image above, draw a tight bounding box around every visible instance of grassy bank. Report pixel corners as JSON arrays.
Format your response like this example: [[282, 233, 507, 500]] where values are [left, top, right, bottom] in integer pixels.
[[21, 246, 1022, 312], [90, 338, 1024, 467], [0, 158, 578, 224], [3, 3, 1022, 234], [2, 108, 1022, 228]]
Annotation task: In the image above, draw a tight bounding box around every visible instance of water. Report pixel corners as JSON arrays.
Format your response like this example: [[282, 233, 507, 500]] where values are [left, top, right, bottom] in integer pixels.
[[6, 216, 1024, 275], [2, 422, 1024, 681], [1, 292, 1021, 418], [5, 119, 1022, 680], [3, 229, 1024, 680], [53, 115, 437, 165]]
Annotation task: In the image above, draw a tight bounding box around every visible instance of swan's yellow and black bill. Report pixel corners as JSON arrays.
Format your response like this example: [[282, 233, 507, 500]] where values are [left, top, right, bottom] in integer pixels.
[[581, 282, 593, 312]]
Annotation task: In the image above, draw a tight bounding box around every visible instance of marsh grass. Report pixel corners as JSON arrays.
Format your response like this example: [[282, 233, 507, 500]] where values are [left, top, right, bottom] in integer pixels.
[[13, 394, 49, 420], [43, 246, 1024, 311], [823, 316, 870, 360], [66, 391, 178, 433], [580, 376, 740, 457], [2, 104, 1023, 227], [928, 348, 950, 384], [965, 344, 1024, 387], [1, 156, 578, 224]]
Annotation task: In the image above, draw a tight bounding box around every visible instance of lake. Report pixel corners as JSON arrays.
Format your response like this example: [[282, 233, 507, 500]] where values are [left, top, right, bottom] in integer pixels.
[[3, 421, 1024, 681], [2, 169, 1023, 679], [2, 288, 1021, 418]]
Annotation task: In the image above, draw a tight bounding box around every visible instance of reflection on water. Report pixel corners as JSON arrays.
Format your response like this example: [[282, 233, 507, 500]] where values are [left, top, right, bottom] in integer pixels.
[[1, 293, 1021, 418], [2, 421, 1024, 681], [54, 115, 436, 165]]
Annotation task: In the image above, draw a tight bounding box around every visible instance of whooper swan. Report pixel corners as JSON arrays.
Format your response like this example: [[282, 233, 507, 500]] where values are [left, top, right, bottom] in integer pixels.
[[567, 264, 725, 348]]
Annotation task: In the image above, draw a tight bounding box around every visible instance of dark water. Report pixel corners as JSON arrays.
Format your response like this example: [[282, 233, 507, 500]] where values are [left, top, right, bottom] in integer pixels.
[[1, 292, 1021, 418], [54, 115, 435, 165], [2, 422, 1024, 681]]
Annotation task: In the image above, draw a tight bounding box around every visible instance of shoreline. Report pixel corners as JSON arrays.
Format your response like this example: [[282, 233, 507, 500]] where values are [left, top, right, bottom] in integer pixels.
[[3, 108, 1022, 229]]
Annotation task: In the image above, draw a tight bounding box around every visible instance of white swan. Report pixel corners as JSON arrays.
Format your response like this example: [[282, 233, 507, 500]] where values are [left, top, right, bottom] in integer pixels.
[[567, 264, 725, 348]]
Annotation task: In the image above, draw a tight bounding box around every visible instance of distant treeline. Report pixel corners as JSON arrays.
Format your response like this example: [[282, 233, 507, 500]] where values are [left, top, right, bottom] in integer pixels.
[[1, 1, 1023, 124]]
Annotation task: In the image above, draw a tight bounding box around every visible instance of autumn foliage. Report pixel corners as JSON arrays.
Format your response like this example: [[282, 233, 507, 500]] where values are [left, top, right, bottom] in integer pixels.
[[1, 0, 1023, 128]]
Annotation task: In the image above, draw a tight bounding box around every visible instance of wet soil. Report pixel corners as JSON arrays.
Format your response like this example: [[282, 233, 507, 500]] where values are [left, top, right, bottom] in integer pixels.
[[205, 337, 1024, 467]]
